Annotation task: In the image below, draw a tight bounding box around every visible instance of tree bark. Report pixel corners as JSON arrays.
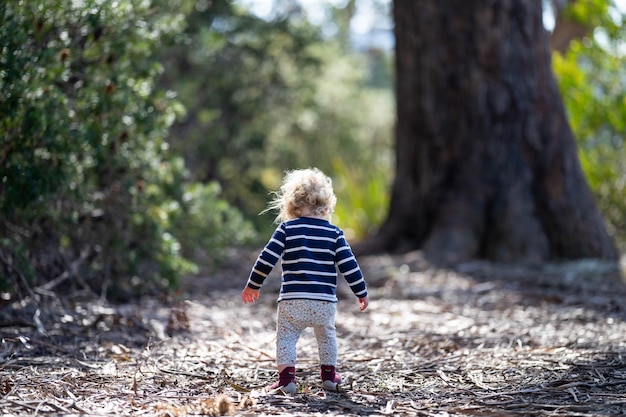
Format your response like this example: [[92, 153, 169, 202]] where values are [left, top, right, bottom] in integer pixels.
[[364, 0, 617, 264]]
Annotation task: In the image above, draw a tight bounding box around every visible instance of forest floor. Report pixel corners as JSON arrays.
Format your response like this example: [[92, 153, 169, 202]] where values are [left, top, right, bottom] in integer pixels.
[[2, 248, 626, 416]]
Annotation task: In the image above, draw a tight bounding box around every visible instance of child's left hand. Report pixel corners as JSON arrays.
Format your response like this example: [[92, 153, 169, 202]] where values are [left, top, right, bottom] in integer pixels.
[[242, 286, 260, 304]]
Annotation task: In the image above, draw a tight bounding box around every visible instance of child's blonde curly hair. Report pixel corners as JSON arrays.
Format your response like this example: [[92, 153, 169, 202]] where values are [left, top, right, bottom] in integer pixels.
[[265, 168, 337, 223]]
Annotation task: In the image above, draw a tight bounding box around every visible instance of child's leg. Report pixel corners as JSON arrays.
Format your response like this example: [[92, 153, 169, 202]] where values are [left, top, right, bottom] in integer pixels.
[[276, 302, 303, 368], [313, 317, 337, 367], [311, 302, 342, 390], [276, 300, 341, 391], [271, 301, 303, 393]]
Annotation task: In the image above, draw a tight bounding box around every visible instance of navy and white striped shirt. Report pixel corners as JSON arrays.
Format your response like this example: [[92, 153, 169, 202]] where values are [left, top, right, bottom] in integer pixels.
[[246, 217, 368, 303]]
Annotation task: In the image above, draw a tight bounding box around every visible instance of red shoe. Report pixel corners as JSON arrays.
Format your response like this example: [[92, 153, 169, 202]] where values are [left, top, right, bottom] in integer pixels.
[[269, 367, 296, 394], [321, 365, 341, 391]]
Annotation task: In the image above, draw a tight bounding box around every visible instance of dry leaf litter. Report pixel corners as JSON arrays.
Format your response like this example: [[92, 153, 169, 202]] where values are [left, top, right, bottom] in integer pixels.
[[1, 249, 626, 416]]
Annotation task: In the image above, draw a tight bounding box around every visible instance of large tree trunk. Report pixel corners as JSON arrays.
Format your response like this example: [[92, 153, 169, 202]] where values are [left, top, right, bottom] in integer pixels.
[[365, 0, 617, 264]]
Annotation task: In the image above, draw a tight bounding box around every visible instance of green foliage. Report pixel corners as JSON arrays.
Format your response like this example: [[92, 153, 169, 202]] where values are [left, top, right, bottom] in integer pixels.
[[563, 0, 613, 29], [0, 0, 393, 300], [160, 3, 325, 228], [301, 49, 393, 238], [332, 156, 390, 240], [0, 0, 254, 299], [553, 0, 626, 249], [171, 180, 256, 262], [160, 1, 394, 237]]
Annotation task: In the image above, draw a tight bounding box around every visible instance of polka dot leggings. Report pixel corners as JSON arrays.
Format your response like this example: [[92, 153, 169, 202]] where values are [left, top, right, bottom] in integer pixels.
[[276, 299, 337, 367]]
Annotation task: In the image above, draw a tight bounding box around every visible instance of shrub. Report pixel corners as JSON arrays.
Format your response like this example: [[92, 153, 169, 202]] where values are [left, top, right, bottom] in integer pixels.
[[0, 0, 253, 300]]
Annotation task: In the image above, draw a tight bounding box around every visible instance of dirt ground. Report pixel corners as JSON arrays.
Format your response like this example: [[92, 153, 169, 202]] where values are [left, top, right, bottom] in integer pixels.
[[2, 249, 626, 416]]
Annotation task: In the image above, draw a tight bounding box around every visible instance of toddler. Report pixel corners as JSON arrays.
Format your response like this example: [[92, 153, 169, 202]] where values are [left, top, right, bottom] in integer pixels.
[[242, 168, 369, 393]]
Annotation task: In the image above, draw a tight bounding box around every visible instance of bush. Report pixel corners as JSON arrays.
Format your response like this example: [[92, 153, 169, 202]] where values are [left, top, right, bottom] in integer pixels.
[[0, 0, 254, 300]]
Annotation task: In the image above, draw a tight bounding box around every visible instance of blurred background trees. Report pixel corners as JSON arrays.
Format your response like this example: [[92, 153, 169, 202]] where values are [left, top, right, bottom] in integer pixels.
[[158, 0, 393, 237], [1, 0, 624, 300], [550, 0, 626, 251]]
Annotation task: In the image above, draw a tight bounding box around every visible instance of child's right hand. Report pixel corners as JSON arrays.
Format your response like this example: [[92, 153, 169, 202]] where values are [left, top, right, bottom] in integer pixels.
[[242, 286, 260, 304], [359, 295, 369, 311]]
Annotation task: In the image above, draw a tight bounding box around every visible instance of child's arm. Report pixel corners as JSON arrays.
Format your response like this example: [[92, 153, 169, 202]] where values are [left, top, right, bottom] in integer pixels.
[[241, 286, 260, 304], [242, 225, 285, 305], [335, 235, 368, 308], [359, 295, 369, 311]]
